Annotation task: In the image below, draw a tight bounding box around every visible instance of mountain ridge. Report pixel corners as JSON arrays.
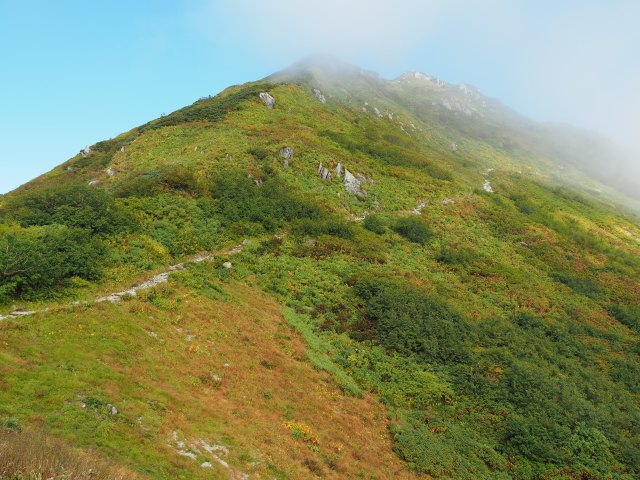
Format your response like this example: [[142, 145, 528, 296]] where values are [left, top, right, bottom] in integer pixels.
[[0, 58, 639, 479]]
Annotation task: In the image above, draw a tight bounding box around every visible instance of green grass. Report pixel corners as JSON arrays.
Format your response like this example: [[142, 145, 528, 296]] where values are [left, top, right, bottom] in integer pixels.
[[0, 62, 639, 479]]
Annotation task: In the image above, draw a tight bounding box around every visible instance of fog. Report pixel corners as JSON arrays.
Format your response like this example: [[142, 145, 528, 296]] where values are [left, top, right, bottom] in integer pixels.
[[199, 0, 640, 187]]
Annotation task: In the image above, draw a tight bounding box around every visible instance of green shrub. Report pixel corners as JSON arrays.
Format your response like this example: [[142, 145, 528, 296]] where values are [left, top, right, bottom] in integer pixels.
[[210, 171, 323, 232], [363, 215, 386, 234], [292, 218, 355, 240], [436, 245, 475, 265], [354, 277, 470, 363], [0, 224, 104, 302], [9, 184, 133, 235], [392, 216, 433, 244], [610, 358, 640, 393]]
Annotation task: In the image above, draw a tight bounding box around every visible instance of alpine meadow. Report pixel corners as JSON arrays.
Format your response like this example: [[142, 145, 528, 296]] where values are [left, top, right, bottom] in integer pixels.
[[0, 57, 639, 480]]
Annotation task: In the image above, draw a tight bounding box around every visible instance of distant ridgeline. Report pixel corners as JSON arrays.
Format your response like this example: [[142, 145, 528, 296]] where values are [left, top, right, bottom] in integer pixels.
[[0, 58, 639, 479]]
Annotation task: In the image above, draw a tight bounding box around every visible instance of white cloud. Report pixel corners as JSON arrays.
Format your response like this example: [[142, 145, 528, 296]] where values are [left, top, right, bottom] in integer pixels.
[[193, 0, 640, 158]]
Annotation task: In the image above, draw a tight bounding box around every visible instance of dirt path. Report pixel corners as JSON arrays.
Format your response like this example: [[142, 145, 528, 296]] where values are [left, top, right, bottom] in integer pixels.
[[0, 241, 247, 322]]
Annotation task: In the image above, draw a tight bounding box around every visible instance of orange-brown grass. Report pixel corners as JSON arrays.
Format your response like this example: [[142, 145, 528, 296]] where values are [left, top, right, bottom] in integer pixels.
[[0, 280, 419, 479], [0, 429, 139, 480]]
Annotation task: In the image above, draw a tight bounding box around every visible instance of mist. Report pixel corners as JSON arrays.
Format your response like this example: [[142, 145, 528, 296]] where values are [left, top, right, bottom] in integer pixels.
[[196, 0, 640, 187]]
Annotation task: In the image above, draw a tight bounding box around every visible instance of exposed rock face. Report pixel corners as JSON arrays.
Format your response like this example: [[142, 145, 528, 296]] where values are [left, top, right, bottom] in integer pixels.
[[344, 169, 363, 195], [373, 107, 382, 118], [80, 146, 93, 156], [441, 98, 473, 116], [313, 88, 326, 104], [317, 162, 331, 180], [442, 197, 455, 205], [107, 404, 118, 415], [483, 180, 494, 193], [412, 202, 427, 215], [106, 168, 116, 177], [280, 146, 294, 159], [119, 146, 125, 153], [259, 92, 275, 108], [450, 143, 458, 152], [223, 262, 233, 269], [335, 162, 343, 176]]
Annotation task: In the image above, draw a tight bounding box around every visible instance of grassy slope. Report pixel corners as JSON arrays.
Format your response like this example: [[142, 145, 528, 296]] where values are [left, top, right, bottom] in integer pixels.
[[1, 66, 639, 478], [0, 274, 415, 479]]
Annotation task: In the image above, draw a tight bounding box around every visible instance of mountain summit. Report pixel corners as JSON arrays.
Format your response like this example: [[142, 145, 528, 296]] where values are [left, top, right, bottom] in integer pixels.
[[0, 59, 639, 479]]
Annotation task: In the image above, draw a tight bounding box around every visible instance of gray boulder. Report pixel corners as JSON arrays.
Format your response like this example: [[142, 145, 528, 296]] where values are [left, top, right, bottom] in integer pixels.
[[80, 146, 93, 156], [88, 180, 100, 187], [335, 162, 343, 176], [106, 168, 116, 177], [259, 92, 275, 108], [313, 88, 326, 104], [450, 143, 458, 152], [344, 169, 363, 195], [279, 146, 294, 159]]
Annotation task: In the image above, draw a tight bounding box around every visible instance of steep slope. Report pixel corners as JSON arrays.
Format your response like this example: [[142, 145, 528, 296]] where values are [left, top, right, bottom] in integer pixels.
[[0, 59, 639, 479]]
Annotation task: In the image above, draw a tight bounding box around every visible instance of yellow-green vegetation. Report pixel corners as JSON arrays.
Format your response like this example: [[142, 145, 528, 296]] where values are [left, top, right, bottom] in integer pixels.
[[1, 60, 639, 479]]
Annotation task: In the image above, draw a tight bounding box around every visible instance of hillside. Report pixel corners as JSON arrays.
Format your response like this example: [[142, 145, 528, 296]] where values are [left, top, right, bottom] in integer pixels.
[[1, 59, 639, 479]]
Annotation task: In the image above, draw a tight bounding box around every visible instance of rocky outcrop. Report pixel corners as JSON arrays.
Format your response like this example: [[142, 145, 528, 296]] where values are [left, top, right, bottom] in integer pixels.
[[344, 169, 363, 195], [88, 180, 99, 187], [106, 168, 116, 177], [335, 162, 343, 176], [280, 147, 293, 168], [313, 88, 326, 104], [373, 107, 382, 118], [280, 146, 293, 159], [450, 143, 458, 152], [259, 92, 275, 108], [317, 162, 332, 180], [80, 146, 93, 156]]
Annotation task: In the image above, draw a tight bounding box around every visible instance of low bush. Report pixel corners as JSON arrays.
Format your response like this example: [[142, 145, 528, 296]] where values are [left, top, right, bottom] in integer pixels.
[[354, 277, 470, 363], [391, 216, 433, 244], [363, 215, 386, 234], [0, 224, 104, 303]]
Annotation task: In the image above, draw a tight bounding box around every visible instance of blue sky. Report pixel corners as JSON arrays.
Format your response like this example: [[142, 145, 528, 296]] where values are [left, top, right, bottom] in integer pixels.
[[1, 0, 638, 193]]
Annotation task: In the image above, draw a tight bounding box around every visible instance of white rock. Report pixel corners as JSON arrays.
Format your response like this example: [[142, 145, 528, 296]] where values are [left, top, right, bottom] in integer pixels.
[[312, 88, 326, 104], [280, 147, 293, 160], [344, 169, 362, 195], [259, 92, 275, 108], [483, 180, 494, 193], [412, 202, 427, 215], [88, 180, 99, 187], [223, 262, 233, 269], [373, 107, 382, 118], [106, 168, 116, 177]]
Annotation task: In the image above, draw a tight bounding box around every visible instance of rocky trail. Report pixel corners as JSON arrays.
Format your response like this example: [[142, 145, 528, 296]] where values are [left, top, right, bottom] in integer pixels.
[[0, 241, 247, 322]]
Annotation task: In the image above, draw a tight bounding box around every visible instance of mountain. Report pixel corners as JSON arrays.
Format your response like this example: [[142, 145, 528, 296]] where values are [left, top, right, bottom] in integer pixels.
[[0, 59, 639, 480]]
